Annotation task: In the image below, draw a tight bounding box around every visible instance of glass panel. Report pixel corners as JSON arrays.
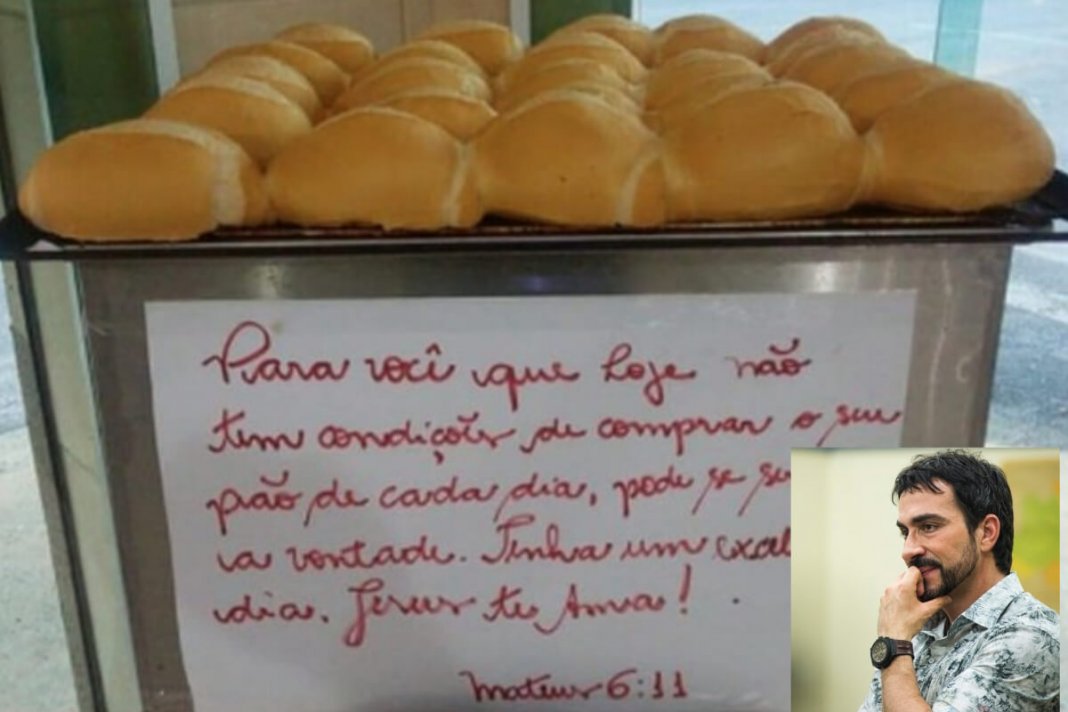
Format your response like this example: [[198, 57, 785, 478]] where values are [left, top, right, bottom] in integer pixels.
[[636, 0, 940, 59]]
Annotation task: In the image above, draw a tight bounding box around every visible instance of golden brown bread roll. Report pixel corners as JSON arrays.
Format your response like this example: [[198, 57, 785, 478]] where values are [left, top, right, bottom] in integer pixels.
[[653, 15, 765, 64], [829, 60, 955, 132], [494, 58, 637, 112], [496, 32, 646, 93], [184, 54, 324, 122], [332, 57, 491, 113], [644, 49, 766, 108], [18, 119, 270, 241], [416, 19, 522, 76], [645, 71, 772, 132], [547, 13, 655, 65], [372, 90, 496, 141], [783, 39, 912, 94], [765, 25, 884, 77], [765, 16, 886, 69], [358, 39, 485, 81], [267, 107, 481, 229], [663, 81, 866, 221], [275, 22, 375, 76], [207, 40, 348, 104], [145, 76, 312, 166], [499, 79, 639, 116], [472, 90, 664, 226], [862, 79, 1055, 212]]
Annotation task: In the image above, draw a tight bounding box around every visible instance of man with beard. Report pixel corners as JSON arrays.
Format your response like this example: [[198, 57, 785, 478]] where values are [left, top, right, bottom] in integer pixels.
[[858, 450, 1059, 711]]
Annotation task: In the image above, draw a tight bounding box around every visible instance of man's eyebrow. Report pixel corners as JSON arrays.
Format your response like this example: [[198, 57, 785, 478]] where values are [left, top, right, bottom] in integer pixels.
[[896, 513, 950, 529]]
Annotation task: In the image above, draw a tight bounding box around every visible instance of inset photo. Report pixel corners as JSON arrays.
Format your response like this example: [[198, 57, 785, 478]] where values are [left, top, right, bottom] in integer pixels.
[[791, 448, 1060, 712]]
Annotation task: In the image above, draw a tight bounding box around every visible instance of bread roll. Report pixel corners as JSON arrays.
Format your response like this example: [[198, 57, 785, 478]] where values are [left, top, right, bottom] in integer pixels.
[[496, 32, 646, 93], [830, 61, 955, 132], [373, 90, 496, 140], [783, 40, 911, 94], [663, 81, 866, 221], [275, 23, 374, 76], [644, 49, 765, 109], [499, 79, 639, 116], [145, 76, 312, 166], [18, 119, 270, 241], [207, 41, 348, 104], [416, 20, 522, 76], [646, 71, 772, 132], [548, 13, 655, 65], [332, 58, 491, 113], [863, 79, 1055, 211], [495, 58, 637, 112], [472, 90, 664, 226], [653, 15, 765, 64], [184, 55, 323, 122], [765, 16, 886, 69], [358, 40, 485, 81], [267, 107, 481, 229], [765, 25, 884, 77]]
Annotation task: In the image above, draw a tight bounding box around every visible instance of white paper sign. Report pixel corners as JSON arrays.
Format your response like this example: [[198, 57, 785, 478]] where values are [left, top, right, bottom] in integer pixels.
[[145, 293, 916, 712]]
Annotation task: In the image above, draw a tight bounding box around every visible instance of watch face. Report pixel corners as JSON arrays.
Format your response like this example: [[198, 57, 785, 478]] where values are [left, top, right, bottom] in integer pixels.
[[871, 639, 889, 664]]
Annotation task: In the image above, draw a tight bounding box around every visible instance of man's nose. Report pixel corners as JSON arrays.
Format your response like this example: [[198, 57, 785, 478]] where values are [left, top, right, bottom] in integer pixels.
[[901, 532, 924, 564]]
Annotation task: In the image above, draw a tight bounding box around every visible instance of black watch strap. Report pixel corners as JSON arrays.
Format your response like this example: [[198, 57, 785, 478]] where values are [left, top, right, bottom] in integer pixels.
[[870, 637, 914, 669]]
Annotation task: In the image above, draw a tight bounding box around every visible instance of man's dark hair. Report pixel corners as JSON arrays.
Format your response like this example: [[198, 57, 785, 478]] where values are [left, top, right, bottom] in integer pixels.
[[892, 450, 1014, 574]]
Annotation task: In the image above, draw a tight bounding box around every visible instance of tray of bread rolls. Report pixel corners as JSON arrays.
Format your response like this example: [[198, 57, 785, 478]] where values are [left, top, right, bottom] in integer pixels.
[[3, 13, 1067, 259]]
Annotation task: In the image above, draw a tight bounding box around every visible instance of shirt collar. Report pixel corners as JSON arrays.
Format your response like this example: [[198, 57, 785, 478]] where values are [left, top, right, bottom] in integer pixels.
[[924, 572, 1023, 632]]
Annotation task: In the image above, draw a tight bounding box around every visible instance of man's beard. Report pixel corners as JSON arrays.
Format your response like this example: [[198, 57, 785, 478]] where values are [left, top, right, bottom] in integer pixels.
[[911, 538, 979, 601]]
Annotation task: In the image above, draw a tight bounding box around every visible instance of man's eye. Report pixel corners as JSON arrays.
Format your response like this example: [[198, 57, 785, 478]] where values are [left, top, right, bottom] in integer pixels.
[[922, 523, 938, 533]]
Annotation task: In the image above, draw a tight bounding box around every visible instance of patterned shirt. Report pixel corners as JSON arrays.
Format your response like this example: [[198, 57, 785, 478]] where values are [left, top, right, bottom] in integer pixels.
[[858, 573, 1059, 712]]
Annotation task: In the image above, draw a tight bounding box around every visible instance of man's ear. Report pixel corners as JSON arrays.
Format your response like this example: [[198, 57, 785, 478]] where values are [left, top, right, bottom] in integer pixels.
[[976, 514, 1001, 553]]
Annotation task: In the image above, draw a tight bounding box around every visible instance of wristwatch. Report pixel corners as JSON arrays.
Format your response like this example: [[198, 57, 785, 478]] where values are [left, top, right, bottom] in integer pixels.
[[870, 637, 914, 669]]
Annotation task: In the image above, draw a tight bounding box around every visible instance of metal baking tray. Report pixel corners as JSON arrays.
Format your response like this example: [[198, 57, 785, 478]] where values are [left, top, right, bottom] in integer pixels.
[[2, 170, 1066, 260]]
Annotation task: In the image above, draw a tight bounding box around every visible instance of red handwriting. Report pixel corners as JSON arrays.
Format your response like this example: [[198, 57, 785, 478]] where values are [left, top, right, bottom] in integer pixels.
[[612, 464, 694, 518], [216, 548, 273, 573], [518, 417, 588, 455], [343, 578, 477, 648], [493, 472, 590, 523], [816, 404, 904, 447], [459, 669, 605, 702], [737, 462, 790, 517], [598, 414, 774, 456], [482, 514, 613, 566], [318, 412, 515, 465], [379, 475, 499, 511], [715, 526, 791, 562], [470, 360, 581, 412], [212, 591, 318, 624], [286, 534, 456, 573], [790, 409, 823, 431], [205, 471, 302, 535], [533, 565, 691, 635], [207, 409, 305, 453], [690, 466, 747, 516], [458, 668, 688, 703], [726, 337, 812, 379], [303, 478, 371, 527], [482, 584, 541, 623], [201, 320, 350, 385], [619, 535, 709, 561], [364, 342, 456, 385], [618, 528, 791, 563], [534, 583, 666, 635], [600, 342, 697, 407]]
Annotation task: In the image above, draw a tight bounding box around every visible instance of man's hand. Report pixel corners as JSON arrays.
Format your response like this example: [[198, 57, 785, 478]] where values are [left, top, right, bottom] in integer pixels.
[[877, 567, 951, 640]]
